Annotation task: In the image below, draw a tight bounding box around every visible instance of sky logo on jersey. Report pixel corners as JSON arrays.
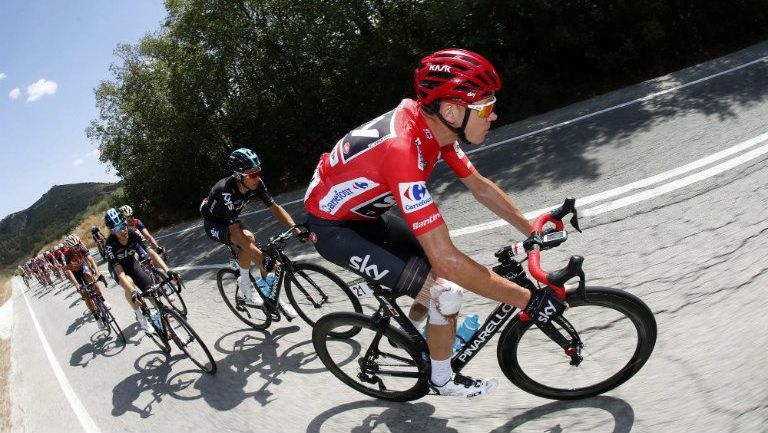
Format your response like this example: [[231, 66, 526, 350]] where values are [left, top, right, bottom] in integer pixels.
[[399, 182, 433, 214], [319, 177, 378, 215]]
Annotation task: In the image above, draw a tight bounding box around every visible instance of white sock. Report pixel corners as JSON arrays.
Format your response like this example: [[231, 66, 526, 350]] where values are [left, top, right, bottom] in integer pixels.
[[239, 267, 251, 288], [134, 308, 144, 321], [430, 358, 452, 386]]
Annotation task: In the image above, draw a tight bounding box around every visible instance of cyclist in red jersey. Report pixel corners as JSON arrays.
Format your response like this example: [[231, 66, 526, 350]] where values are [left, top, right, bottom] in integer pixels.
[[62, 234, 110, 322], [305, 49, 566, 398]]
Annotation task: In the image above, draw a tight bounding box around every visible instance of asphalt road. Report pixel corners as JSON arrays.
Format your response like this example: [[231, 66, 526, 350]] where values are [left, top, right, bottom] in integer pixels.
[[9, 40, 768, 433]]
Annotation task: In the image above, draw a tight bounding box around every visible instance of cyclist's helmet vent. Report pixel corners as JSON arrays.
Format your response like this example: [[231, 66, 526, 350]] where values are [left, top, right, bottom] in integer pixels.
[[414, 48, 501, 108], [228, 148, 261, 173], [118, 205, 133, 218], [104, 208, 125, 229]]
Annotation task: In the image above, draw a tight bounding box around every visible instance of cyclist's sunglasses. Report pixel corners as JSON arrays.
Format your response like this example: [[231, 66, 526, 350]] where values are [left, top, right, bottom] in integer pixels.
[[237, 168, 261, 179], [113, 221, 128, 234], [454, 96, 497, 118]]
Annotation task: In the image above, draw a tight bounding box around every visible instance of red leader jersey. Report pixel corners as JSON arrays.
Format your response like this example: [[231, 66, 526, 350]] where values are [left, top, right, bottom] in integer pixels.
[[304, 99, 475, 236]]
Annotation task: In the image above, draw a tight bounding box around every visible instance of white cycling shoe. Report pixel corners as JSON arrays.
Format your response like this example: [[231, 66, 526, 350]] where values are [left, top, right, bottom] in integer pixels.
[[278, 298, 298, 319], [136, 312, 153, 334], [430, 373, 498, 399], [239, 280, 264, 307]]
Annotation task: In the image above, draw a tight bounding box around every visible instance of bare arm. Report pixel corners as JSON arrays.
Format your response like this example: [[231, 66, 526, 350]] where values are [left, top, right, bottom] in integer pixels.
[[268, 203, 301, 235], [141, 228, 160, 250], [461, 171, 532, 236], [416, 224, 531, 309]]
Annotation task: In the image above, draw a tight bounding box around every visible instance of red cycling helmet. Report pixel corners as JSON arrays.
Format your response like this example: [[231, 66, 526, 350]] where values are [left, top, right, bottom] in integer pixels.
[[414, 48, 501, 107]]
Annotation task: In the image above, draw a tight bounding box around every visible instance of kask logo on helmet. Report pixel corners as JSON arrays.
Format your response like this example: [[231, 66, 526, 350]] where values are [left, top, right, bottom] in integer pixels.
[[428, 64, 451, 73], [399, 181, 433, 214]]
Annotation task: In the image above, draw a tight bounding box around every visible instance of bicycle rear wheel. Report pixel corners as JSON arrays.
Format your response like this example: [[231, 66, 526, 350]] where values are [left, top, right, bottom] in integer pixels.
[[153, 269, 188, 317], [312, 312, 429, 402], [216, 269, 271, 330], [285, 262, 362, 337], [163, 309, 217, 374], [497, 286, 657, 400]]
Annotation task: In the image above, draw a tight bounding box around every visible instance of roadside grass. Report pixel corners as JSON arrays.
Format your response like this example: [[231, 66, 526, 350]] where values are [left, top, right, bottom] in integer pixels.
[[0, 277, 11, 433], [0, 275, 10, 307], [0, 337, 9, 433]]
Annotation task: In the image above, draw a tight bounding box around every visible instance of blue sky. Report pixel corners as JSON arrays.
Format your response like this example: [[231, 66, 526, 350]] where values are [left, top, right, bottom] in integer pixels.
[[0, 1, 167, 220]]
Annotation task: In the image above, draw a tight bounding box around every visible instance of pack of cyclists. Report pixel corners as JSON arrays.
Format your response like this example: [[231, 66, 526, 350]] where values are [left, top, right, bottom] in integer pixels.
[[13, 48, 569, 401]]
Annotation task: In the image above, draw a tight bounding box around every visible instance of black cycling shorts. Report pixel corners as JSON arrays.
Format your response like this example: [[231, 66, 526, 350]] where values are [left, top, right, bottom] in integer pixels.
[[306, 213, 431, 297], [203, 219, 231, 245], [115, 259, 152, 292]]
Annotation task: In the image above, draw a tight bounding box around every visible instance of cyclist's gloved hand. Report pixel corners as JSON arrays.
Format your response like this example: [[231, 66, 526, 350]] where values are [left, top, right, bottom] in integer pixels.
[[296, 226, 314, 243], [156, 246, 165, 255], [262, 255, 275, 273], [131, 291, 142, 303], [524, 288, 566, 324], [167, 269, 179, 279]]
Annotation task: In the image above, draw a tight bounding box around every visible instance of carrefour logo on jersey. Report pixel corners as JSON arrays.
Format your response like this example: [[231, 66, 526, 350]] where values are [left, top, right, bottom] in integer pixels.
[[319, 177, 379, 215], [399, 181, 433, 214]]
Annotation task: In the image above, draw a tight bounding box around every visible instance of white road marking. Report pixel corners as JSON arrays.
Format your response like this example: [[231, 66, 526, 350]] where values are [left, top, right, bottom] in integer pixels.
[[583, 139, 768, 215], [14, 277, 103, 433]]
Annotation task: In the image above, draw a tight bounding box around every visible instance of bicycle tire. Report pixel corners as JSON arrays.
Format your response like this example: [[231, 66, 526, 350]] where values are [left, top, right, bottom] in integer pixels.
[[312, 312, 429, 402], [497, 286, 657, 400], [153, 269, 188, 317], [285, 262, 363, 337], [163, 309, 217, 374], [216, 268, 271, 330], [102, 307, 126, 344]]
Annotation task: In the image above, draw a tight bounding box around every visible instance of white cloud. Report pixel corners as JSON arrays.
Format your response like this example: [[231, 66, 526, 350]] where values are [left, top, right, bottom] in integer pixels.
[[85, 148, 100, 158], [26, 78, 58, 102], [72, 159, 83, 166], [0, 73, 6, 80], [9, 88, 20, 100]]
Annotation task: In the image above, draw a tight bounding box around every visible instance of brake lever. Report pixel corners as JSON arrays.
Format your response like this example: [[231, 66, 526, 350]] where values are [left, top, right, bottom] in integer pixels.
[[570, 208, 582, 233]]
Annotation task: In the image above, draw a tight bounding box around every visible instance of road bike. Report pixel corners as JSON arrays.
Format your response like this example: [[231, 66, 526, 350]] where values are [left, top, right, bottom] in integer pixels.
[[134, 278, 217, 374], [82, 276, 125, 344], [312, 198, 657, 401], [217, 225, 362, 336], [139, 256, 188, 317]]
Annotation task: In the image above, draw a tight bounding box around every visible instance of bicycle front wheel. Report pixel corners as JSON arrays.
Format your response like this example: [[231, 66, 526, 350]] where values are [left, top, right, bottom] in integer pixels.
[[312, 312, 429, 402], [163, 309, 217, 374], [216, 269, 271, 330], [285, 262, 362, 337], [497, 286, 657, 400], [100, 305, 125, 344]]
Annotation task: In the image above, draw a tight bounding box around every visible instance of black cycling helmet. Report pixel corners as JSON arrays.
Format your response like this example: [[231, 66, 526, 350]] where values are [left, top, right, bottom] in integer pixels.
[[104, 207, 125, 229], [228, 148, 261, 173]]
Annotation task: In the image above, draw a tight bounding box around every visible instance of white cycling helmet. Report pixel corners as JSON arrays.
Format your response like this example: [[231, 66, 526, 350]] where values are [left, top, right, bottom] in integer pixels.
[[118, 205, 133, 218], [64, 234, 80, 248]]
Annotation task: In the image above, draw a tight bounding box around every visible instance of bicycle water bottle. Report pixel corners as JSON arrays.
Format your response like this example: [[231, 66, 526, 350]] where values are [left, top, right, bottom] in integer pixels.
[[149, 309, 162, 331], [258, 273, 275, 298], [454, 314, 480, 353]]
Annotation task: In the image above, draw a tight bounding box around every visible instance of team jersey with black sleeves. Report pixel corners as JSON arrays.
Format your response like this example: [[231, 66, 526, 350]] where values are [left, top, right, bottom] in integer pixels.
[[200, 176, 275, 226], [304, 98, 475, 236], [105, 227, 149, 268]]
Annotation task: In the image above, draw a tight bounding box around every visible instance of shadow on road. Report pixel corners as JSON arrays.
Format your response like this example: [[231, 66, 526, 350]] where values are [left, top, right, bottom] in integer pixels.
[[305, 395, 634, 433]]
